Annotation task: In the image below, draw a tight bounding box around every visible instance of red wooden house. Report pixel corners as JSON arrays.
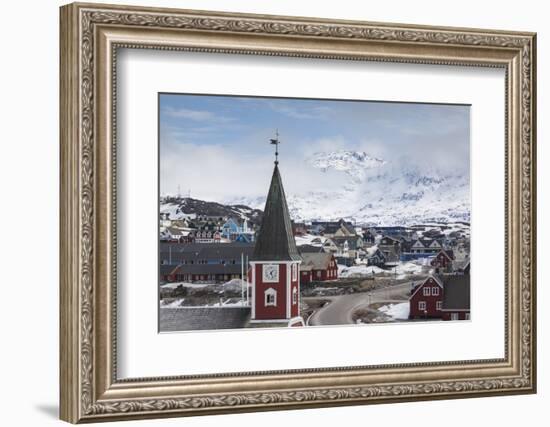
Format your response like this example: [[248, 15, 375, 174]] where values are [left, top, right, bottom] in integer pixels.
[[409, 275, 444, 319], [299, 252, 338, 283], [409, 274, 470, 320], [160, 264, 179, 282], [430, 249, 454, 272]]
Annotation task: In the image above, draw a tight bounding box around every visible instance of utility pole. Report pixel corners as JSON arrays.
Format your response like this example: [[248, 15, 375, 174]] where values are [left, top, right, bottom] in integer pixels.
[[245, 254, 249, 305], [241, 252, 244, 305]]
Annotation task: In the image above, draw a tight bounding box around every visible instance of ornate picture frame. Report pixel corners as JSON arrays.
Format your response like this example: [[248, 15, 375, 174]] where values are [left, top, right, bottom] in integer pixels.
[[60, 2, 536, 423]]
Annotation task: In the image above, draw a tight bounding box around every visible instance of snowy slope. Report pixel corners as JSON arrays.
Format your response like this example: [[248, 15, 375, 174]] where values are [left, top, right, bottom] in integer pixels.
[[232, 150, 470, 225], [307, 151, 386, 184], [163, 150, 470, 226]]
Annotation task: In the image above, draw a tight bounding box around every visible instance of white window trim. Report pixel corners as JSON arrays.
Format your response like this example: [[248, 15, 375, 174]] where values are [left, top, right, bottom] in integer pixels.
[[436, 301, 442, 310], [292, 263, 297, 281], [292, 287, 297, 304], [264, 288, 277, 307], [418, 301, 426, 311], [451, 313, 459, 320], [423, 287, 431, 296], [432, 287, 440, 296]]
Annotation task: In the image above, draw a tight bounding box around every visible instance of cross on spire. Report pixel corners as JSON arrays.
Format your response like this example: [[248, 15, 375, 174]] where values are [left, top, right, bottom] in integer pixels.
[[269, 130, 280, 165]]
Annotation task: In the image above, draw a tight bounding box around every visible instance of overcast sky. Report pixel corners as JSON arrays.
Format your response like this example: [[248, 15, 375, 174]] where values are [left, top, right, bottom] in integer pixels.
[[159, 93, 470, 202]]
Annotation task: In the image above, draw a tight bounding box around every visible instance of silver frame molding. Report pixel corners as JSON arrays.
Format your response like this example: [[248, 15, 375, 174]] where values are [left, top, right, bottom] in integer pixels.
[[60, 2, 537, 423]]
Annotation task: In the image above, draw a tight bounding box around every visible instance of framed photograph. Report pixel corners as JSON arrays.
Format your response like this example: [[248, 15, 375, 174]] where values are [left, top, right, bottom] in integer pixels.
[[60, 2, 537, 423]]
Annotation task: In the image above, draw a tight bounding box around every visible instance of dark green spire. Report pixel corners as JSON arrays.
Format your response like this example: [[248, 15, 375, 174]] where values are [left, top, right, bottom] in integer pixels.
[[252, 164, 301, 262]]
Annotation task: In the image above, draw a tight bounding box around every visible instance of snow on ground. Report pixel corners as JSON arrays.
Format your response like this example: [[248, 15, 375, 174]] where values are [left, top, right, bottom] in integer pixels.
[[394, 261, 426, 275], [338, 259, 430, 279], [160, 203, 197, 220], [161, 297, 249, 308], [220, 299, 249, 307], [339, 265, 384, 278], [379, 302, 410, 320], [161, 282, 209, 289], [163, 298, 186, 307], [295, 234, 327, 247], [223, 279, 249, 292]]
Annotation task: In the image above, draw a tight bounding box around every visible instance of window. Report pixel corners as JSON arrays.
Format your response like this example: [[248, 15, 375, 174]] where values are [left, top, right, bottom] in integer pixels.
[[316, 271, 321, 278], [432, 287, 440, 296], [423, 287, 431, 296], [418, 301, 426, 311], [292, 263, 297, 281], [292, 287, 298, 304], [436, 301, 442, 310], [264, 288, 277, 307], [451, 313, 459, 321], [466, 313, 470, 320]]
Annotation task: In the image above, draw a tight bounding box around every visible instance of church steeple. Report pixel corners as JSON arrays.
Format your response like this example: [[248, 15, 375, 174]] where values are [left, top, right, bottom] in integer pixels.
[[249, 132, 303, 324], [251, 138, 301, 262]]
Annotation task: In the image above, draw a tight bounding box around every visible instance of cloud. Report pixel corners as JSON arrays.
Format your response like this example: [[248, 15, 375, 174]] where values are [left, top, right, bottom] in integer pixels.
[[162, 106, 235, 123], [159, 96, 470, 203], [266, 102, 334, 120], [160, 139, 350, 201]]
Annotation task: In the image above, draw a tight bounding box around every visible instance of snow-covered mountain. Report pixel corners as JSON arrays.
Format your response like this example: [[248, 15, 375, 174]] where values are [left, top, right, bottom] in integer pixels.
[[307, 151, 386, 184], [228, 150, 470, 226], [160, 197, 263, 226]]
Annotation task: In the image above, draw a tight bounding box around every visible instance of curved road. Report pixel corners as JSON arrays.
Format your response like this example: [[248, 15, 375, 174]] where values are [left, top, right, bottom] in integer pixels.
[[308, 282, 414, 326]]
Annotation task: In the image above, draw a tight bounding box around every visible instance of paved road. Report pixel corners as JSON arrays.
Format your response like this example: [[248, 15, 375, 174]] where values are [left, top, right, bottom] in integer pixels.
[[308, 281, 414, 326]]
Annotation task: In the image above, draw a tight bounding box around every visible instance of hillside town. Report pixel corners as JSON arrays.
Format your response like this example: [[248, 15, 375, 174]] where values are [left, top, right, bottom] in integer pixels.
[[159, 138, 471, 331]]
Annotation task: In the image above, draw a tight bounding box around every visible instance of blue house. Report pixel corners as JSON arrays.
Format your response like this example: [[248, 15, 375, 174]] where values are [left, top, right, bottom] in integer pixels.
[[221, 218, 240, 239], [221, 218, 255, 243]]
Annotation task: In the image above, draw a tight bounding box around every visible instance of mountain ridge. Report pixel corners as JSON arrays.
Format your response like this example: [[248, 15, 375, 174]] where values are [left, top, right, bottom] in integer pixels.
[[162, 150, 470, 226]]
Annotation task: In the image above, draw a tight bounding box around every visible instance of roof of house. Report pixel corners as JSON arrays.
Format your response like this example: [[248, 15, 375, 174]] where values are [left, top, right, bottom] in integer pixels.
[[442, 275, 470, 310], [454, 259, 470, 273], [379, 235, 401, 244], [365, 245, 382, 257], [298, 244, 325, 254], [160, 243, 254, 263], [331, 235, 363, 250], [310, 219, 354, 235], [172, 263, 244, 275], [410, 275, 444, 299], [159, 264, 179, 275], [193, 244, 254, 260], [433, 249, 455, 261], [412, 238, 443, 248], [251, 164, 301, 262], [161, 242, 253, 252], [164, 226, 187, 236], [300, 252, 334, 270]]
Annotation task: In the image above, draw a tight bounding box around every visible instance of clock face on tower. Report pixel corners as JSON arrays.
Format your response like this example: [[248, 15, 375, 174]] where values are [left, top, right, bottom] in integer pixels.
[[262, 264, 279, 282]]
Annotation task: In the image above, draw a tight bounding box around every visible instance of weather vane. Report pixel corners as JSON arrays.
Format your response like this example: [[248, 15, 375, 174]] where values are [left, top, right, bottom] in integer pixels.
[[269, 129, 280, 165]]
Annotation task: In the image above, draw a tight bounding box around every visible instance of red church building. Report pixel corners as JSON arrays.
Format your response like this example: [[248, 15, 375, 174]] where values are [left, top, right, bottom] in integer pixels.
[[249, 148, 303, 325]]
